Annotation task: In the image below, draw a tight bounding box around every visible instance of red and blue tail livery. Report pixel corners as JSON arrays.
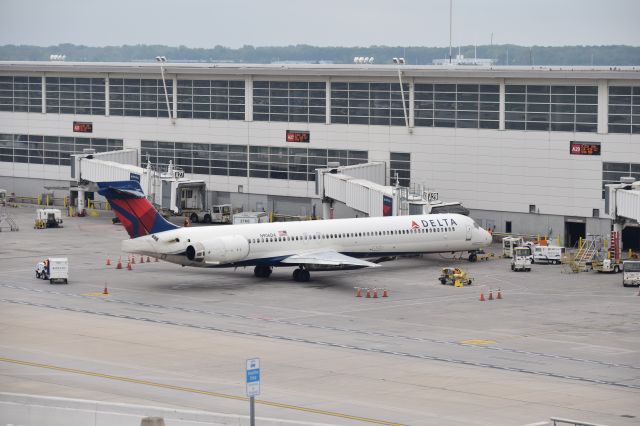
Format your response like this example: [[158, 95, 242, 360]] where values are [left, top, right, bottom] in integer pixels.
[[98, 180, 178, 239]]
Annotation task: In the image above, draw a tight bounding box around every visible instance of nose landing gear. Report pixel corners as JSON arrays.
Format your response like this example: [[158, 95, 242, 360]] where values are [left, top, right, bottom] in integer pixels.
[[293, 267, 310, 282]]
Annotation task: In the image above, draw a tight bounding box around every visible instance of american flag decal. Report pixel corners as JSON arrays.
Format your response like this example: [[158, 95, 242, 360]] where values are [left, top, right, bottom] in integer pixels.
[[278, 230, 288, 237]]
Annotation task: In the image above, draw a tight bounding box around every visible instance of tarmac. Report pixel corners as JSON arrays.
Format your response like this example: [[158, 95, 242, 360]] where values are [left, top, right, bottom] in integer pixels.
[[0, 206, 639, 426]]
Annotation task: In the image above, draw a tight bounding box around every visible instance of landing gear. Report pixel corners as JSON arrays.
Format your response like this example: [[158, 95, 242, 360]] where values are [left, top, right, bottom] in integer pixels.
[[293, 267, 310, 282], [468, 252, 478, 262], [254, 265, 272, 278]]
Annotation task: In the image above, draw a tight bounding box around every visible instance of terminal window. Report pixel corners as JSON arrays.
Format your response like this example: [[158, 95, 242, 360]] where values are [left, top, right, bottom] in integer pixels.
[[0, 133, 122, 166], [0, 76, 42, 113], [141, 140, 367, 182], [253, 81, 325, 123], [177, 79, 245, 121], [414, 83, 499, 129], [602, 162, 640, 198], [505, 85, 598, 133], [390, 152, 411, 187], [331, 82, 408, 126], [109, 78, 173, 118], [46, 77, 105, 115], [608, 86, 640, 134]]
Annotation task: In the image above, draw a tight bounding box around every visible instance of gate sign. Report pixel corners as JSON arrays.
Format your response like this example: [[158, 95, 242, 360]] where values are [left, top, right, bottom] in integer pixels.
[[246, 358, 260, 397]]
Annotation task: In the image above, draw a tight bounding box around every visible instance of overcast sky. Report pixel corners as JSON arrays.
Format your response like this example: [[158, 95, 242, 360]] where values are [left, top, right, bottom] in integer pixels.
[[0, 0, 638, 48]]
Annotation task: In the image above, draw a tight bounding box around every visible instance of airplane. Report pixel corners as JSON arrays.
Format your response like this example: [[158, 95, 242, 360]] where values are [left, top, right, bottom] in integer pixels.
[[98, 180, 493, 282]]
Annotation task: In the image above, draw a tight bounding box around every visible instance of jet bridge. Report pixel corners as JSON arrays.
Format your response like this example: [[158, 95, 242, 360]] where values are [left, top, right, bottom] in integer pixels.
[[605, 177, 640, 249], [316, 162, 466, 218], [71, 149, 205, 215]]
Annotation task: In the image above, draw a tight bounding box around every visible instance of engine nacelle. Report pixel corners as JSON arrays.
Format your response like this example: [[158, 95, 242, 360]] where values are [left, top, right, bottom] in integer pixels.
[[185, 235, 250, 264]]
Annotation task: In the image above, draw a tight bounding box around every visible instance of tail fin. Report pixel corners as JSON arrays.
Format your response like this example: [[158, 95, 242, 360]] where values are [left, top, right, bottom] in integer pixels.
[[98, 180, 178, 239]]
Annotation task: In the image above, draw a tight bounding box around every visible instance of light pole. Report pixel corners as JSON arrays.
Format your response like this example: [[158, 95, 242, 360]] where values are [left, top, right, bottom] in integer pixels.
[[392, 57, 411, 133], [155, 56, 175, 124]]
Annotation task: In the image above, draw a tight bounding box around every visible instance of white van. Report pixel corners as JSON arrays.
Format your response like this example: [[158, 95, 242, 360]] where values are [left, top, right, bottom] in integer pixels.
[[622, 260, 640, 287], [532, 245, 565, 265], [35, 258, 69, 284]]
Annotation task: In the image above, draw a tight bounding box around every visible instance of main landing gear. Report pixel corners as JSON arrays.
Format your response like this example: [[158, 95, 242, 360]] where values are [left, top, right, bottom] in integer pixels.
[[293, 267, 310, 282], [254, 265, 272, 278], [468, 252, 478, 262]]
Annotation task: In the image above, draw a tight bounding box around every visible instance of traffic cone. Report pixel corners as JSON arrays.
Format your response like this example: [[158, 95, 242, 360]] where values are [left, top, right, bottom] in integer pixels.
[[127, 261, 132, 271], [479, 291, 485, 301], [102, 285, 109, 295], [140, 256, 145, 264], [497, 289, 502, 300], [116, 258, 122, 270], [382, 288, 389, 297], [131, 256, 135, 264], [355, 287, 362, 297], [106, 258, 111, 266], [488, 290, 494, 301], [373, 288, 378, 298], [366, 288, 371, 298]]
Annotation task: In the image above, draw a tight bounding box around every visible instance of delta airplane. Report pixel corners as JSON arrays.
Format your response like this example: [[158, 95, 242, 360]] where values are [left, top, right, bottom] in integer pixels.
[[99, 181, 492, 282]]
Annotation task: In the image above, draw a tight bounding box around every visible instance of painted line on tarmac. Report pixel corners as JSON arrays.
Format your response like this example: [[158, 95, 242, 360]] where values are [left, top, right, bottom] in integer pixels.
[[2, 283, 638, 372], [2, 298, 640, 391], [0, 357, 402, 426]]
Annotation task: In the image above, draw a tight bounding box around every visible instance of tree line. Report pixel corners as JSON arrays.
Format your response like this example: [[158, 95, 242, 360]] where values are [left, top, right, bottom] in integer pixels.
[[1, 43, 638, 65]]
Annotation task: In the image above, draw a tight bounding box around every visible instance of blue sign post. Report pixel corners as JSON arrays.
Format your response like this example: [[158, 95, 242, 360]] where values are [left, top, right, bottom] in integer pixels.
[[246, 358, 260, 426]]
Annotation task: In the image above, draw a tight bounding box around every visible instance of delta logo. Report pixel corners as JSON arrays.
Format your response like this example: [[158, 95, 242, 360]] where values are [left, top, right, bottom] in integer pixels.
[[411, 217, 458, 228]]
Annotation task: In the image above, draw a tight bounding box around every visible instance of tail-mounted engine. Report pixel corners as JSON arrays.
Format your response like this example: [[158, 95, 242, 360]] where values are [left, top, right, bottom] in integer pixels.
[[185, 235, 250, 264]]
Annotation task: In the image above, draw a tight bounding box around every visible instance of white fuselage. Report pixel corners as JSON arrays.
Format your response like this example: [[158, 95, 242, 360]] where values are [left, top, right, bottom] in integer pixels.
[[122, 213, 492, 268]]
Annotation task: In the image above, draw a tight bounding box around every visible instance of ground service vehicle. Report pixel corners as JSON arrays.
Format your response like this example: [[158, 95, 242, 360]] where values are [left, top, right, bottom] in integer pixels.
[[532, 245, 565, 264], [622, 261, 640, 286], [190, 204, 232, 224], [594, 258, 623, 273], [35, 208, 63, 229], [511, 247, 532, 272], [502, 236, 525, 258], [439, 267, 473, 286], [35, 258, 69, 284]]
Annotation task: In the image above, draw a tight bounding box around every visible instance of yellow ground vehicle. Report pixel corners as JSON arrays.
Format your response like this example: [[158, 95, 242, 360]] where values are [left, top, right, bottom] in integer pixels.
[[439, 267, 473, 286]]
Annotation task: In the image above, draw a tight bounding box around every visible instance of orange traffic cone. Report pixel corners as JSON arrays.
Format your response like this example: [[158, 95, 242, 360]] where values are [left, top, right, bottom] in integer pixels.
[[131, 256, 135, 264], [373, 288, 378, 298], [488, 290, 494, 301], [366, 288, 371, 298], [382, 288, 389, 297], [103, 285, 109, 295], [479, 291, 485, 301], [497, 289, 502, 300], [116, 258, 122, 269], [355, 287, 362, 297], [127, 262, 132, 271], [106, 258, 111, 266], [140, 256, 145, 264]]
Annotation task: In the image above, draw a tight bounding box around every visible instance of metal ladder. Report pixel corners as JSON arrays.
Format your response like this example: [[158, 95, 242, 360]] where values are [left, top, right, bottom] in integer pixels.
[[0, 206, 19, 231], [564, 235, 602, 273]]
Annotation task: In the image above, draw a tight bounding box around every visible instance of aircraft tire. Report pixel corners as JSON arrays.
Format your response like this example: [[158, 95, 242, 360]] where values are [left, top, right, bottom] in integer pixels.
[[469, 253, 477, 262], [293, 269, 301, 281], [300, 269, 310, 282], [254, 265, 272, 278]]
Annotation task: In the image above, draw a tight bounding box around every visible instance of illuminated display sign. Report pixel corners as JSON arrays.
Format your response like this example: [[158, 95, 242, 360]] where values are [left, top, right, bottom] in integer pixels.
[[570, 141, 600, 156], [73, 121, 93, 133], [286, 130, 310, 143]]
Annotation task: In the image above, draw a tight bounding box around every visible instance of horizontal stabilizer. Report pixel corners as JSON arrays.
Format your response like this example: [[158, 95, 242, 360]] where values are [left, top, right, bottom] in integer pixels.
[[281, 250, 380, 268]]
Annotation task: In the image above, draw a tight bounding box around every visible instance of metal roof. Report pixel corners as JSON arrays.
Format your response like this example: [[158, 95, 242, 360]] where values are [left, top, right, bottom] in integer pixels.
[[1, 61, 639, 80]]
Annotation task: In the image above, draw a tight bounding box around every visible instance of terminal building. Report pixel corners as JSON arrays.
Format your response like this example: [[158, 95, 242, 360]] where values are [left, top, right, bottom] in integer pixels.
[[0, 61, 639, 247]]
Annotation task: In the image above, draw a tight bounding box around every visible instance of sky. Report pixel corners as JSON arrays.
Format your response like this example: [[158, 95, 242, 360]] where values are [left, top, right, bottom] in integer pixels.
[[0, 0, 638, 48]]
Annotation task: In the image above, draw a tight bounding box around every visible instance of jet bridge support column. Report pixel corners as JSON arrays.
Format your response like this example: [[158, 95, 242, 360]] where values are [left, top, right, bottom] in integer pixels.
[[322, 198, 333, 220], [77, 188, 85, 215]]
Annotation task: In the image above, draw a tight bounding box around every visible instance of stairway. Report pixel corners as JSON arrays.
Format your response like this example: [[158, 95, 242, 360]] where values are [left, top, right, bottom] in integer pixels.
[[0, 206, 19, 231]]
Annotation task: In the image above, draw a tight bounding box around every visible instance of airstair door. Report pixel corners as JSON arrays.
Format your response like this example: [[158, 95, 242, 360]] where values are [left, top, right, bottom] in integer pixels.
[[466, 225, 472, 241]]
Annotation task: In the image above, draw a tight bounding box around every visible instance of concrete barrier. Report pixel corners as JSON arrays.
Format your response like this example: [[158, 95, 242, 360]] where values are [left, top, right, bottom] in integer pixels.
[[0, 393, 339, 426]]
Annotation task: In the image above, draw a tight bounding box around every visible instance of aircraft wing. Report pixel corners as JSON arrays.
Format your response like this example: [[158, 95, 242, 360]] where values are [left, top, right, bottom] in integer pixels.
[[280, 250, 381, 268]]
